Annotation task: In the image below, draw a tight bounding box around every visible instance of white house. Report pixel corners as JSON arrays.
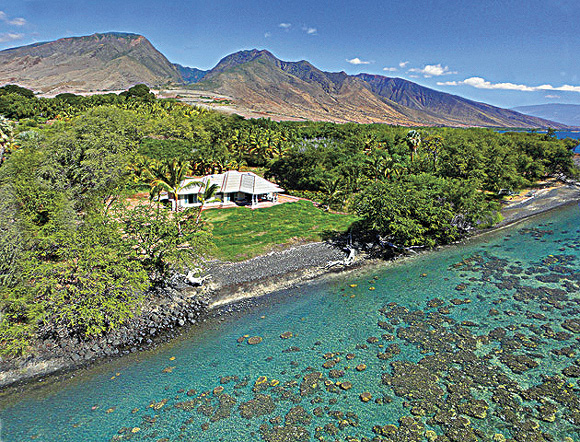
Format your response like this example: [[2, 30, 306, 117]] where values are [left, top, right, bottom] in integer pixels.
[[175, 170, 284, 208]]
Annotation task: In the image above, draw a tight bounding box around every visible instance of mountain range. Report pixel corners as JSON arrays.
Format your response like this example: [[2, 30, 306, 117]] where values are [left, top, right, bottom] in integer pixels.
[[0, 32, 568, 128]]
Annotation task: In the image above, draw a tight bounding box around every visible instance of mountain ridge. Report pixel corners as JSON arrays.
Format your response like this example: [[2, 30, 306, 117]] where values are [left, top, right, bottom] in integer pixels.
[[193, 51, 419, 125], [0, 32, 183, 93], [0, 34, 569, 128], [192, 49, 564, 128]]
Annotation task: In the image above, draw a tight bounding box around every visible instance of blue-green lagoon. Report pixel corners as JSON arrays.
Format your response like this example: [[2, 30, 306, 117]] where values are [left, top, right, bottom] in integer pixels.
[[2, 204, 580, 442]]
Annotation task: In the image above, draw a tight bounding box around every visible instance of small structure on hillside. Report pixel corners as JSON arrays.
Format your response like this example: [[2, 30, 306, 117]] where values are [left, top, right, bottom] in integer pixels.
[[174, 170, 284, 209]]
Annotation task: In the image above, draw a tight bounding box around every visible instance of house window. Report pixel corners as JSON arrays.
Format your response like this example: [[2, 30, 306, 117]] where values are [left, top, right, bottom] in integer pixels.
[[187, 194, 196, 204]]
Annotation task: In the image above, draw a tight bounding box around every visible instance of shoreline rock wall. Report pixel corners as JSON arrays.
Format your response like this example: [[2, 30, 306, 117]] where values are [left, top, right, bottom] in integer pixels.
[[0, 281, 209, 389], [0, 241, 353, 389]]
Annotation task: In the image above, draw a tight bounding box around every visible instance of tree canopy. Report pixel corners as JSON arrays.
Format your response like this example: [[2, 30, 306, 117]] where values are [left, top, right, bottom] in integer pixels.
[[0, 87, 577, 356]]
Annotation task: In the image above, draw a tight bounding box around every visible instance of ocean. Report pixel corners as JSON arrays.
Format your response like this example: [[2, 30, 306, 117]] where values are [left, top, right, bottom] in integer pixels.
[[496, 129, 580, 153], [1, 203, 580, 441], [495, 129, 580, 140]]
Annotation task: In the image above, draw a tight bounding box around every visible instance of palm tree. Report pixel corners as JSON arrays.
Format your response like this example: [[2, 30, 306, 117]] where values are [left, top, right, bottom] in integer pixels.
[[423, 134, 444, 170], [320, 176, 345, 210], [405, 130, 421, 162], [271, 137, 288, 159], [249, 130, 280, 161], [195, 182, 220, 224], [128, 154, 156, 185], [146, 159, 200, 211], [364, 150, 393, 182], [387, 159, 407, 179], [0, 116, 16, 166]]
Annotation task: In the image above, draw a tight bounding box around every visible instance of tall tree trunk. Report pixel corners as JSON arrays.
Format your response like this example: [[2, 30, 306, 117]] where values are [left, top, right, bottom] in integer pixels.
[[172, 193, 179, 212], [195, 203, 204, 225]]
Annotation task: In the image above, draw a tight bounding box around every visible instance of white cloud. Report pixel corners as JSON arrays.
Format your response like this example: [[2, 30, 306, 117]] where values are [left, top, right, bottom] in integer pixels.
[[409, 63, 457, 78], [279, 23, 291, 29], [552, 84, 580, 92], [0, 32, 24, 43], [264, 32, 271, 38], [437, 76, 580, 93], [545, 94, 561, 99], [303, 26, 317, 35], [399, 61, 409, 68], [9, 17, 26, 26], [0, 11, 27, 26], [462, 77, 536, 91], [383, 67, 398, 72], [347, 57, 371, 65]]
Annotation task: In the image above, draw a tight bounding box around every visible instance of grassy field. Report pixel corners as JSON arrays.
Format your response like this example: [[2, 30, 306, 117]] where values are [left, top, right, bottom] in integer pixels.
[[202, 200, 359, 262]]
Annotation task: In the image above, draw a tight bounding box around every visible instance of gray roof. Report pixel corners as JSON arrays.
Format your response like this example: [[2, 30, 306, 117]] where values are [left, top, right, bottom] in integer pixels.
[[180, 171, 283, 195]]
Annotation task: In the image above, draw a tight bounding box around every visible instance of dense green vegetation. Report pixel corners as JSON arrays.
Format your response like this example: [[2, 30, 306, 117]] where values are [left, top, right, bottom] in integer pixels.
[[0, 83, 577, 356], [0, 88, 215, 356], [267, 125, 577, 248], [203, 200, 358, 261]]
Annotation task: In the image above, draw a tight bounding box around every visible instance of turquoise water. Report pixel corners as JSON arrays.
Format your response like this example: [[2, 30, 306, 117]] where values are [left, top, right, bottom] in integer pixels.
[[555, 130, 580, 141], [495, 129, 580, 152], [2, 204, 580, 441], [495, 129, 580, 141]]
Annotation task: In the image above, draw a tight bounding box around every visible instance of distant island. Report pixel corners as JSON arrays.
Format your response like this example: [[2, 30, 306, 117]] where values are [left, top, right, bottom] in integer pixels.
[[512, 103, 580, 128]]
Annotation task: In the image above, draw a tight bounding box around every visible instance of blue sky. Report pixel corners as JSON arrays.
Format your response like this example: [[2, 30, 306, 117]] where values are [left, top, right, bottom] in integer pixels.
[[1, 0, 579, 108]]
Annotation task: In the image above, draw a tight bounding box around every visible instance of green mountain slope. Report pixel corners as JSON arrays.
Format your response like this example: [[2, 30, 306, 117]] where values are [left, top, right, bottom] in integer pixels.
[[174, 64, 208, 84]]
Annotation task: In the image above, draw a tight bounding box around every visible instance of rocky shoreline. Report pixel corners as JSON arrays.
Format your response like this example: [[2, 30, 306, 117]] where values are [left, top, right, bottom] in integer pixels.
[[205, 241, 358, 308], [2, 183, 580, 390], [0, 242, 359, 390], [0, 276, 210, 389], [498, 182, 580, 227]]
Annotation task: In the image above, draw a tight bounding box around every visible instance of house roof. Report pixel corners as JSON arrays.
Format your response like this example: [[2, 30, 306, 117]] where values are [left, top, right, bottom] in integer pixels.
[[180, 171, 283, 195]]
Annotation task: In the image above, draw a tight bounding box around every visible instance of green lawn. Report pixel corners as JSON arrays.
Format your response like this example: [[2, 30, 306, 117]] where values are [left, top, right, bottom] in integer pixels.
[[202, 200, 359, 262]]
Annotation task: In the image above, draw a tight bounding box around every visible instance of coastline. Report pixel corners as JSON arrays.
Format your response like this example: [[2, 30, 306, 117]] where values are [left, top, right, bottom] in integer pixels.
[[2, 183, 579, 390], [204, 182, 580, 310], [497, 182, 580, 227], [205, 241, 369, 309]]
